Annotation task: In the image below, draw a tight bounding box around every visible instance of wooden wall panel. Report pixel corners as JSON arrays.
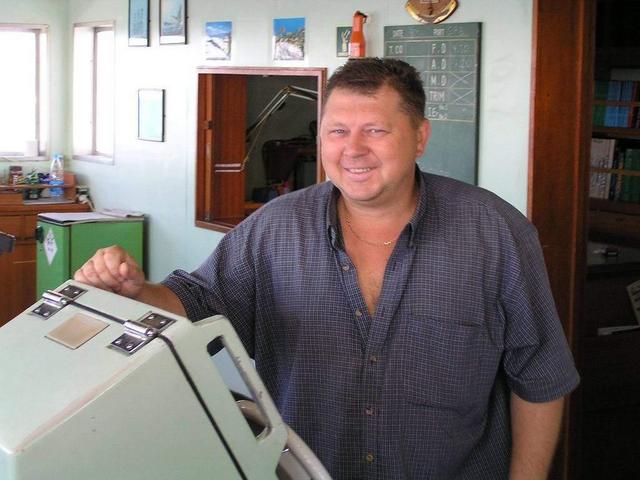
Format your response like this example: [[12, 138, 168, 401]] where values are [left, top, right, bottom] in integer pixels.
[[529, 1, 595, 478], [212, 75, 246, 222]]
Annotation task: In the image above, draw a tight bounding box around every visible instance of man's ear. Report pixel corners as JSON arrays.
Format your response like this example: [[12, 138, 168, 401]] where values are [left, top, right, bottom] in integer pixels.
[[415, 118, 431, 158]]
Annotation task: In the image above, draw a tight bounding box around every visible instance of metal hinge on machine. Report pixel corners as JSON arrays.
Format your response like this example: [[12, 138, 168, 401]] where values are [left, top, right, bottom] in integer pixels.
[[31, 285, 87, 318], [109, 312, 176, 355]]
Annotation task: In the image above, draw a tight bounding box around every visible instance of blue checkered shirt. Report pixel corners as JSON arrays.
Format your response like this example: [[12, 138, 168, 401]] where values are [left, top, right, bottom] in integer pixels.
[[163, 171, 579, 479]]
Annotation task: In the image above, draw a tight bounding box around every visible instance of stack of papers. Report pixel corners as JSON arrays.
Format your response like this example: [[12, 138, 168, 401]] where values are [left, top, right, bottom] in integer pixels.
[[38, 210, 144, 225], [99, 208, 144, 218]]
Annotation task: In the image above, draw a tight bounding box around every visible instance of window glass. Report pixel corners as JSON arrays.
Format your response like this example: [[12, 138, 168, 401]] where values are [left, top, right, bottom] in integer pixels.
[[73, 23, 114, 159], [0, 27, 47, 156], [95, 29, 114, 156]]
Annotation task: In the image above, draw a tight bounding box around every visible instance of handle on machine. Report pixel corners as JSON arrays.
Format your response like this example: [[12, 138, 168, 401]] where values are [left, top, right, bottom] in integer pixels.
[[178, 316, 288, 476], [212, 319, 282, 439]]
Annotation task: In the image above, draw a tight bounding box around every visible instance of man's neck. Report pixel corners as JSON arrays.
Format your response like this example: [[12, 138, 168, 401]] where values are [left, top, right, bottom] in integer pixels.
[[340, 183, 419, 225]]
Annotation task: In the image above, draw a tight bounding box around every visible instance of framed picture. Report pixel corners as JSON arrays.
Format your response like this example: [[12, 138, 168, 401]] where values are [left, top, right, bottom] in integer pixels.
[[160, 0, 187, 45], [273, 17, 305, 60], [138, 89, 165, 142], [336, 26, 351, 57], [204, 21, 232, 60], [128, 0, 149, 46]]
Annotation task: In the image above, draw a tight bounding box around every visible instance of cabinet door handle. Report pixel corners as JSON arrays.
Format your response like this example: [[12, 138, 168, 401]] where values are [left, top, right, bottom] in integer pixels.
[[35, 225, 44, 243]]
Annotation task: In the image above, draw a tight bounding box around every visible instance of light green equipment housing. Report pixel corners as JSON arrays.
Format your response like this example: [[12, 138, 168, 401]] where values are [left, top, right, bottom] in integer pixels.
[[0, 281, 331, 479]]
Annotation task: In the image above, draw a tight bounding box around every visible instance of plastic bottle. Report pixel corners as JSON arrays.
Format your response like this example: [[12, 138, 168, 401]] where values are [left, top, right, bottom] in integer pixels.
[[49, 153, 65, 198]]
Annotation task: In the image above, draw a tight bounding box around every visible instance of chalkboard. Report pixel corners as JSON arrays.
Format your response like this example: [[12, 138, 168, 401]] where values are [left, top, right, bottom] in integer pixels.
[[384, 23, 481, 184]]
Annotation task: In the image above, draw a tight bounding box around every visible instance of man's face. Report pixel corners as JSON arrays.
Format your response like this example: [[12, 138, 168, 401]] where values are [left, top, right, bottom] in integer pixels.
[[319, 85, 430, 208]]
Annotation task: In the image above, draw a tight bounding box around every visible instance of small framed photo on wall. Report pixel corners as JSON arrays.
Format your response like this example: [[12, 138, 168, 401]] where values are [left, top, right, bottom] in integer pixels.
[[160, 0, 187, 45], [336, 26, 351, 57], [138, 89, 165, 142], [273, 17, 305, 60], [204, 21, 232, 60], [128, 0, 149, 46]]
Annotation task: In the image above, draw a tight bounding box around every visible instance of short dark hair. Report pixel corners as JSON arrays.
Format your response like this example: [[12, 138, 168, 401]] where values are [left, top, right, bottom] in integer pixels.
[[324, 57, 426, 126]]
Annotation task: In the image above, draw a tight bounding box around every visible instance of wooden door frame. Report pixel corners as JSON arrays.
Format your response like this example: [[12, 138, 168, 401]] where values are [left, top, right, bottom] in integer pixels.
[[529, 1, 595, 478]]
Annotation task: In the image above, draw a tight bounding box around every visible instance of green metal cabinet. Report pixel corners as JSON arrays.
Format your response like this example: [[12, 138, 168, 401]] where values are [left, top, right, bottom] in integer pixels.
[[36, 218, 143, 297]]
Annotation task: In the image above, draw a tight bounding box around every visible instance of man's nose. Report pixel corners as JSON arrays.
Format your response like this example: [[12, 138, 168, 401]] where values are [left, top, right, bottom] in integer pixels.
[[344, 132, 368, 157]]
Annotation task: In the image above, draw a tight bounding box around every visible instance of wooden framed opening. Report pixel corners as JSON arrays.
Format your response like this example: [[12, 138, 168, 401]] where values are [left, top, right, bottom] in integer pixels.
[[195, 66, 327, 233]]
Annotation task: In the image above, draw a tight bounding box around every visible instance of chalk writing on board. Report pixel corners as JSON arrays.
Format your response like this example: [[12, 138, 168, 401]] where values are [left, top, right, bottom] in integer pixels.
[[384, 23, 481, 184], [385, 25, 478, 123]]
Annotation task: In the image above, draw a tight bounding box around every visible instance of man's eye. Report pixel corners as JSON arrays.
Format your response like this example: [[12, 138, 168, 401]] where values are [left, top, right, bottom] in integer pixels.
[[367, 128, 386, 135], [330, 129, 346, 135]]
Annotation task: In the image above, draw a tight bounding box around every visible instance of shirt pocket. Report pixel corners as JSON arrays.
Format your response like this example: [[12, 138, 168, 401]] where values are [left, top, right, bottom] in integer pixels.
[[400, 314, 482, 412]]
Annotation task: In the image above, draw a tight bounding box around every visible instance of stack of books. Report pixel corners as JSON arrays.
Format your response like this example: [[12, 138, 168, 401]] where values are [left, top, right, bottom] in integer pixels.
[[593, 80, 640, 129], [589, 138, 640, 203]]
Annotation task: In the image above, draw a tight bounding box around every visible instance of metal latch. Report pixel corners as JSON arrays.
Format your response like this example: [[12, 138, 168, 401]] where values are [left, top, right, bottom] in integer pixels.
[[109, 312, 176, 355]]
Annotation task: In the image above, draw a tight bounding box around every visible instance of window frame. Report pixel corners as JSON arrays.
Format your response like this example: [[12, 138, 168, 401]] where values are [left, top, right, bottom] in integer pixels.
[[195, 66, 326, 233], [0, 24, 49, 160], [72, 21, 115, 164]]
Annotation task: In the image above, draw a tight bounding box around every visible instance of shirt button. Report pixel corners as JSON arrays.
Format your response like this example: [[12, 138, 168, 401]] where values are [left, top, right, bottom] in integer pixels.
[[365, 453, 374, 463], [342, 264, 350, 271], [369, 354, 378, 363], [355, 309, 363, 317], [365, 406, 374, 416]]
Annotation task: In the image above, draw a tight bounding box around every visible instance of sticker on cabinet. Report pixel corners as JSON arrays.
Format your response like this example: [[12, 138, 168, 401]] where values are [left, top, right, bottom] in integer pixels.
[[44, 228, 57, 266]]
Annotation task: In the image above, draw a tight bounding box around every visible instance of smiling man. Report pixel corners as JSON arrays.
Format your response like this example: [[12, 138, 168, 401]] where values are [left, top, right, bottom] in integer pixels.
[[76, 58, 579, 479]]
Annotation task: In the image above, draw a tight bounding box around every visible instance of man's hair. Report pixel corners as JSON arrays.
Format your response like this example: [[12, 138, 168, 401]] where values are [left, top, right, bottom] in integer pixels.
[[324, 57, 426, 126]]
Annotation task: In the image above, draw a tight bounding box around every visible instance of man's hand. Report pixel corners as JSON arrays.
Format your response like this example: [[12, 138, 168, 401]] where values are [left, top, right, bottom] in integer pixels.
[[74, 245, 145, 298]]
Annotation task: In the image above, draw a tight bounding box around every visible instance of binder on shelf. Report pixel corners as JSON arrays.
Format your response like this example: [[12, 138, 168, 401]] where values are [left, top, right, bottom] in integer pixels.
[[589, 138, 616, 199], [604, 80, 622, 127]]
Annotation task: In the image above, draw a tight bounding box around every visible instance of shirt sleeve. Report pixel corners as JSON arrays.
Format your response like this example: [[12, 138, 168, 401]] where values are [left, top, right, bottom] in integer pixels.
[[160, 221, 257, 355], [500, 220, 580, 403]]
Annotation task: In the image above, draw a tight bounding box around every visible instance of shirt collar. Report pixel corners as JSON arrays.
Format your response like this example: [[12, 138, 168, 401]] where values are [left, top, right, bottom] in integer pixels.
[[407, 167, 428, 248], [326, 186, 342, 250]]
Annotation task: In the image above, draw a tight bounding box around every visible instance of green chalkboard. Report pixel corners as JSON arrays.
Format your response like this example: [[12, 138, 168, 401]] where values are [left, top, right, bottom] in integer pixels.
[[384, 22, 481, 184]]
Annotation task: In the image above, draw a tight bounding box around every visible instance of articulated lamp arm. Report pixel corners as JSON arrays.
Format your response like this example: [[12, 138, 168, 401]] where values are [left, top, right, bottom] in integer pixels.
[[214, 85, 317, 173]]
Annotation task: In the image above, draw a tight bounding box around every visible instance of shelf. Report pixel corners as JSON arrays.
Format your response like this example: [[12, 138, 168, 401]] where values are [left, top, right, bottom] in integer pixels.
[[593, 127, 640, 139], [589, 213, 640, 246], [0, 173, 77, 204], [590, 197, 640, 215], [591, 167, 640, 177], [594, 100, 640, 107], [0, 183, 75, 190]]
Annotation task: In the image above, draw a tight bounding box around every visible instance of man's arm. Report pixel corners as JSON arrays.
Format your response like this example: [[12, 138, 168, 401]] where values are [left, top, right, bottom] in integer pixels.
[[134, 282, 187, 317], [509, 393, 565, 479]]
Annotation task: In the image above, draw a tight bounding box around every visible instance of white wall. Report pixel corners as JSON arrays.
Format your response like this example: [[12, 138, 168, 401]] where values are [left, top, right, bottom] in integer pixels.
[[3, 0, 533, 281]]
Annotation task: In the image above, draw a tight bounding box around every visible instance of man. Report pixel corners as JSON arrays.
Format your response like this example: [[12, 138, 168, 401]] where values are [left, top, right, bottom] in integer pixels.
[[75, 58, 579, 479]]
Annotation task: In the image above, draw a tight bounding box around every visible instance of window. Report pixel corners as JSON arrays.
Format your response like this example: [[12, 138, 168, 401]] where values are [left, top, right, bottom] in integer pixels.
[[73, 22, 114, 162], [0, 25, 48, 158], [195, 67, 326, 232]]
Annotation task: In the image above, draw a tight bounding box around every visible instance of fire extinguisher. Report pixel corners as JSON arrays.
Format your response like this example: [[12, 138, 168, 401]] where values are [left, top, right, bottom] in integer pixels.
[[348, 11, 368, 58]]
